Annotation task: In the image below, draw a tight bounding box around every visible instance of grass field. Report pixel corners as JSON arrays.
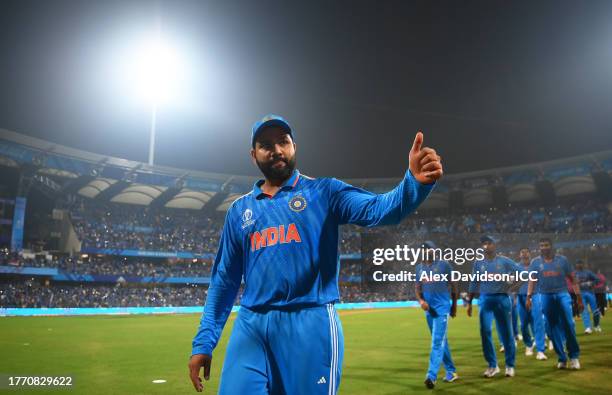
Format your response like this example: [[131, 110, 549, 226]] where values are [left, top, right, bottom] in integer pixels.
[[1, 307, 610, 394]]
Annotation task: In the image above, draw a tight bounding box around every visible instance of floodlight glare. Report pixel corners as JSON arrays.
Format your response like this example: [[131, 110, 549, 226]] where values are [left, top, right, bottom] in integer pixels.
[[127, 34, 182, 106], [108, 24, 192, 166], [111, 29, 189, 166]]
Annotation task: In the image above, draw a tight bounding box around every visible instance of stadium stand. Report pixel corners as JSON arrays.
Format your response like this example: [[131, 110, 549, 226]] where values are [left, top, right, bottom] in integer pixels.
[[0, 128, 610, 309]]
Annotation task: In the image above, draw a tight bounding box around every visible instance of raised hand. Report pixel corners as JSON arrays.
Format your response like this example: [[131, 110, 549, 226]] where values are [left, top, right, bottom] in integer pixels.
[[409, 131, 443, 184]]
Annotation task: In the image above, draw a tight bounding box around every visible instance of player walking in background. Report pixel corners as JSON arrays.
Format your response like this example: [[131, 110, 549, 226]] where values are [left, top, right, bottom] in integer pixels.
[[527, 238, 583, 370], [188, 115, 443, 394], [415, 241, 458, 389], [594, 269, 607, 317], [574, 261, 602, 334], [466, 236, 522, 378], [516, 248, 547, 360]]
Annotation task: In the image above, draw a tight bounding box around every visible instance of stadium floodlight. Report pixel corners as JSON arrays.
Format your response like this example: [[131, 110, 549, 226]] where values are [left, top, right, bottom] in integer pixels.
[[141, 32, 179, 167], [130, 33, 182, 107], [116, 27, 186, 166]]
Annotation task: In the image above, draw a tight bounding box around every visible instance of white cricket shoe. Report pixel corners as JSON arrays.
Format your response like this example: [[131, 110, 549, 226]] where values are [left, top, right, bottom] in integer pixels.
[[594, 326, 602, 333], [517, 334, 523, 341], [483, 366, 500, 378], [569, 359, 581, 370], [536, 352, 548, 360], [505, 367, 515, 377], [525, 346, 534, 356], [557, 361, 568, 369], [584, 327, 593, 334], [443, 372, 459, 383]]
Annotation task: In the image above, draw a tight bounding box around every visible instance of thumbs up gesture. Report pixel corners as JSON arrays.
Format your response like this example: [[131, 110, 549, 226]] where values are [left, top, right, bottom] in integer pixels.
[[409, 130, 443, 184]]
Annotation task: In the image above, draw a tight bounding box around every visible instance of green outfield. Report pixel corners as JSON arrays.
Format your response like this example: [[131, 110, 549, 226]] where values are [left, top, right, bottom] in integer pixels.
[[1, 307, 610, 394]]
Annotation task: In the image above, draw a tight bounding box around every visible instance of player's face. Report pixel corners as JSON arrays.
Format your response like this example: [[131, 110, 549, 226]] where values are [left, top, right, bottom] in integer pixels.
[[576, 262, 584, 271], [519, 248, 530, 261], [424, 248, 434, 264], [539, 241, 552, 256], [251, 127, 296, 181], [482, 240, 496, 254]]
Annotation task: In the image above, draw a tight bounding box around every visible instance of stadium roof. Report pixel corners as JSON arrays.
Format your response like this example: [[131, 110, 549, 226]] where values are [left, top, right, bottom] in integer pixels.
[[1, 128, 611, 211]]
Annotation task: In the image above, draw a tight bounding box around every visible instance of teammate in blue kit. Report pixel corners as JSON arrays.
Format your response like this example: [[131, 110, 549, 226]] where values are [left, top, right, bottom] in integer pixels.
[[526, 238, 583, 370], [516, 248, 547, 360], [187, 114, 443, 394], [574, 260, 601, 334], [415, 241, 458, 389], [466, 235, 522, 378]]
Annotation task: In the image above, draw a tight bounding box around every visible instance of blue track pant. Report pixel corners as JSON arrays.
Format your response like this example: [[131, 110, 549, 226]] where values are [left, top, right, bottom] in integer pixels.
[[511, 296, 519, 339], [517, 294, 546, 352], [541, 292, 580, 362], [425, 310, 456, 381], [219, 304, 343, 395], [479, 294, 516, 368], [580, 291, 600, 330]]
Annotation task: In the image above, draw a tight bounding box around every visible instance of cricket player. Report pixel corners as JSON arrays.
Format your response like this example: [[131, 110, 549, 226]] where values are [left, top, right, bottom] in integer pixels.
[[526, 238, 583, 369], [466, 235, 522, 378], [516, 247, 547, 360], [188, 114, 443, 394], [574, 260, 601, 334], [594, 269, 607, 317], [415, 241, 458, 389]]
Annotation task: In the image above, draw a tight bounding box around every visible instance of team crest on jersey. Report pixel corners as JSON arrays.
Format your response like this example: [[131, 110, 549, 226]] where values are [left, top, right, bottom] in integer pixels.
[[242, 208, 255, 229], [289, 195, 307, 212]]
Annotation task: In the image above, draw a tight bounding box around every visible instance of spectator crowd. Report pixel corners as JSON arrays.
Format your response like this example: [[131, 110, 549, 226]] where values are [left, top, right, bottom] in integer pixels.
[[1, 197, 610, 308]]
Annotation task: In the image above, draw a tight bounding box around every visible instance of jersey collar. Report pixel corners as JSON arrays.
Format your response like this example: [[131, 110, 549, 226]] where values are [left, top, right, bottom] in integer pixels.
[[253, 169, 300, 199]]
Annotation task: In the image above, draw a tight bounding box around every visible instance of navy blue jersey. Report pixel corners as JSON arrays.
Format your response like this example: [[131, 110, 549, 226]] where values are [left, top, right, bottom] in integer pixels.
[[574, 270, 599, 292], [528, 255, 572, 294], [192, 169, 434, 355], [415, 260, 453, 313], [468, 255, 521, 295]]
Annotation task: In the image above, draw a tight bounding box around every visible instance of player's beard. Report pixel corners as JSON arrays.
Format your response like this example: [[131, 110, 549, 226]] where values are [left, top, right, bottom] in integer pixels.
[[256, 154, 296, 183], [540, 247, 552, 257]]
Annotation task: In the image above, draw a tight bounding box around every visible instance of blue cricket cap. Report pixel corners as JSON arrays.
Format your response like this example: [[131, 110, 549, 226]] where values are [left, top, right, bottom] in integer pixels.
[[480, 235, 498, 244], [251, 114, 293, 148]]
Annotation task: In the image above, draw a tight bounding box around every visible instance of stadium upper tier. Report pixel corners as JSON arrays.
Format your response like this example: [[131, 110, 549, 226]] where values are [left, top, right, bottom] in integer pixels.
[[1, 128, 611, 211]]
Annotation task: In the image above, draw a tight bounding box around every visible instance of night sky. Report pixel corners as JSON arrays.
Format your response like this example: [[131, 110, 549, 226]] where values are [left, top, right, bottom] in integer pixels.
[[0, 0, 611, 179]]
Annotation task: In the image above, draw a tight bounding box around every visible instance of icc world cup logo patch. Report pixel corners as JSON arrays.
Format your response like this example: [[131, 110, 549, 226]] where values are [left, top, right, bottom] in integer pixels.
[[241, 208, 255, 229], [289, 195, 307, 212], [243, 209, 253, 222]]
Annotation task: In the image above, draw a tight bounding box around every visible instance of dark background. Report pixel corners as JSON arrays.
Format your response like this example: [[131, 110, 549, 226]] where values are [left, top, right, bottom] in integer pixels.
[[1, 0, 611, 178]]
